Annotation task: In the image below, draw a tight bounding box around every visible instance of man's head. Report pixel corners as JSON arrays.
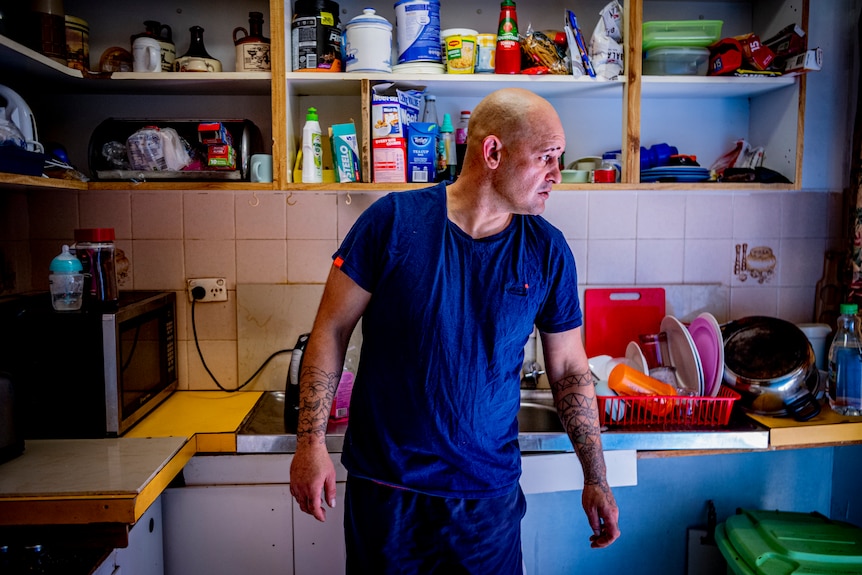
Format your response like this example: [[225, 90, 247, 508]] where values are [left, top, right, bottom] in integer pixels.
[[460, 88, 565, 215]]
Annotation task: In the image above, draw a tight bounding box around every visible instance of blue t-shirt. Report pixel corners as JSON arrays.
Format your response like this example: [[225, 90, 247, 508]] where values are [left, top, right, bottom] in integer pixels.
[[335, 183, 582, 498]]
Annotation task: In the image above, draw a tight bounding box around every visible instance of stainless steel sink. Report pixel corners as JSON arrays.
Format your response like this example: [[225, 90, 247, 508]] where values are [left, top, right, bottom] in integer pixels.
[[518, 402, 564, 433]]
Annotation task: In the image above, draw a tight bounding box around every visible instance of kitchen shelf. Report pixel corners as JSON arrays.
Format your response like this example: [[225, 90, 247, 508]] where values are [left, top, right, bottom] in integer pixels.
[[640, 75, 798, 99]]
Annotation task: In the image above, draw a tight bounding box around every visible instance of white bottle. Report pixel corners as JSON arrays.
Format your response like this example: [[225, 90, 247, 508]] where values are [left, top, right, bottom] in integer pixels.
[[301, 107, 323, 183]]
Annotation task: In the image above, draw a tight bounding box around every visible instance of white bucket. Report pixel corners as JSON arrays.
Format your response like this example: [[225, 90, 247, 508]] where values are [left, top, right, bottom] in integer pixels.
[[344, 8, 393, 73], [394, 0, 442, 64]]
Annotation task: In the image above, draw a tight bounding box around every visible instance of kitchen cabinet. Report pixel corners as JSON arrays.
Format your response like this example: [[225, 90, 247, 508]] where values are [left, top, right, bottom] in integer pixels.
[[0, 0, 808, 192], [115, 496, 165, 575], [292, 483, 347, 575]]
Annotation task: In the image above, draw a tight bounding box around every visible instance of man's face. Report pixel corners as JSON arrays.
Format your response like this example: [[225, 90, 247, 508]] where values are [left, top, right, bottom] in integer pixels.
[[494, 119, 565, 216]]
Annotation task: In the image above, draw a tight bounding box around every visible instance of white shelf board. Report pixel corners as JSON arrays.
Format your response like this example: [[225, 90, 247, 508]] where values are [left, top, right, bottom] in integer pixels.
[[641, 75, 797, 98]]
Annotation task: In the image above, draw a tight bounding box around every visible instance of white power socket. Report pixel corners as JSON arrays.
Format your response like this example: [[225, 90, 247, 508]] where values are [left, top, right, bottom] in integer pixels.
[[187, 278, 228, 302]]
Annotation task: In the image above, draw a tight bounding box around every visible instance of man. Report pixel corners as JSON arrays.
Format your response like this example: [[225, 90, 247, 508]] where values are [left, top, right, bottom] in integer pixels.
[[289, 87, 620, 573]]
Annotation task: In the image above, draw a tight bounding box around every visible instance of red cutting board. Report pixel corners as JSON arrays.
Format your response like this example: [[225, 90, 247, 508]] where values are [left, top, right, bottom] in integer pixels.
[[584, 288, 666, 358]]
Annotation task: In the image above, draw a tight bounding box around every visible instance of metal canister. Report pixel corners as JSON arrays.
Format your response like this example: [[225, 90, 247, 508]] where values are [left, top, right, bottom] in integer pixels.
[[291, 0, 342, 71], [64, 15, 89, 71]]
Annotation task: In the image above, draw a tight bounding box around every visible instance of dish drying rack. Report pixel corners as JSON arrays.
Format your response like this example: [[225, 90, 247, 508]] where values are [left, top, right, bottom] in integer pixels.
[[597, 386, 740, 429]]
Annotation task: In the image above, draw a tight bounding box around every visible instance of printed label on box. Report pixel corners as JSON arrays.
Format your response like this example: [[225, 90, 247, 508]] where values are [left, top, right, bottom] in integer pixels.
[[407, 122, 438, 183], [373, 137, 407, 183]]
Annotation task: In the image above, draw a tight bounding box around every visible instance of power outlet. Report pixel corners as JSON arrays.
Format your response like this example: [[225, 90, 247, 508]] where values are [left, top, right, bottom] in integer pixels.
[[187, 278, 228, 302]]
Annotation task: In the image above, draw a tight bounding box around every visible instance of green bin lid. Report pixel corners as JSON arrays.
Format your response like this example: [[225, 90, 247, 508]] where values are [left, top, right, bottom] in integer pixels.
[[716, 509, 862, 575]]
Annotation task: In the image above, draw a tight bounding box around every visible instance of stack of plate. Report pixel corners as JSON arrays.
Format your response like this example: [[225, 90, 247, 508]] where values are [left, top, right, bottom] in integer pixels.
[[641, 166, 710, 183]]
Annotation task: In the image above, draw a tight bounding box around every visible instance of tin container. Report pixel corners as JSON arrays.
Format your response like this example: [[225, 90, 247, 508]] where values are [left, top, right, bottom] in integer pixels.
[[64, 15, 89, 71], [394, 0, 442, 64]]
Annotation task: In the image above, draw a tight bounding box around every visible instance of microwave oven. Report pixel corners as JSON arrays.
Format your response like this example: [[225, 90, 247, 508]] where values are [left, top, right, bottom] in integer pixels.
[[0, 290, 177, 438]]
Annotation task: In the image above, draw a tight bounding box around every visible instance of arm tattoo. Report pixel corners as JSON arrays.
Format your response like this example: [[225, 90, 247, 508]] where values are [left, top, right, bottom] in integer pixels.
[[296, 364, 340, 444], [551, 371, 609, 489]]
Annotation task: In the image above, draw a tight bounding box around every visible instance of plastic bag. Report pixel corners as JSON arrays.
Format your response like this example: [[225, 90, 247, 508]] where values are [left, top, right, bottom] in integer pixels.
[[589, 0, 625, 80], [126, 126, 191, 171], [709, 139, 764, 178], [521, 25, 569, 75]]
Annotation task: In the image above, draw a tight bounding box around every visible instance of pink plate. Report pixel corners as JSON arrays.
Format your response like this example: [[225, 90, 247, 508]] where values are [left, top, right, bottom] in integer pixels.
[[687, 313, 724, 397]]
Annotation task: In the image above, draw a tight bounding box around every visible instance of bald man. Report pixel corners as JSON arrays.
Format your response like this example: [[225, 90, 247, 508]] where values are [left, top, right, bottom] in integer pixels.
[[290, 88, 620, 574]]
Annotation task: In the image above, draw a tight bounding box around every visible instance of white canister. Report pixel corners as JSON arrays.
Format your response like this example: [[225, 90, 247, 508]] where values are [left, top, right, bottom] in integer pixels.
[[343, 8, 392, 73], [132, 37, 161, 73]]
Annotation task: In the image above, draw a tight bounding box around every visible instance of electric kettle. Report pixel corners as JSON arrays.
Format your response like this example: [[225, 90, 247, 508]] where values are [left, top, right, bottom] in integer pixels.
[[284, 333, 309, 432]]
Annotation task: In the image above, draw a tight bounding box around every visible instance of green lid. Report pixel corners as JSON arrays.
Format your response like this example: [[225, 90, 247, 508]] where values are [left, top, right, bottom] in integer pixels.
[[441, 113, 453, 132], [49, 245, 83, 273], [501, 0, 516, 6], [306, 107, 318, 121], [840, 303, 859, 315]]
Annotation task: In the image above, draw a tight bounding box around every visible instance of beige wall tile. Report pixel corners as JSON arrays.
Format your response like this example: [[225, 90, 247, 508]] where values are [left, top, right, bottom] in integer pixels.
[[337, 191, 385, 240], [0, 192, 29, 241], [186, 340, 237, 391], [236, 191, 287, 239], [186, 297, 237, 341], [566, 239, 587, 276], [588, 191, 637, 239], [779, 286, 818, 323], [175, 340, 189, 391], [28, 190, 78, 240], [781, 192, 829, 239], [30, 239, 67, 290], [287, 239, 337, 283], [287, 192, 338, 240], [779, 238, 829, 286], [79, 191, 132, 238], [237, 239, 287, 284], [184, 239, 237, 288], [637, 193, 685, 239], [132, 191, 183, 239], [733, 193, 782, 238], [114, 239, 133, 290], [544, 192, 587, 239], [683, 239, 732, 285], [586, 239, 635, 284], [636, 239, 684, 284], [730, 286, 778, 318], [184, 191, 235, 240], [685, 193, 733, 239], [132, 239, 185, 290]]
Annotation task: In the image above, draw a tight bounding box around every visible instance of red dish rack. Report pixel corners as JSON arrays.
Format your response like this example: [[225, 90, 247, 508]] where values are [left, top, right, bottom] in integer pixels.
[[597, 386, 740, 429]]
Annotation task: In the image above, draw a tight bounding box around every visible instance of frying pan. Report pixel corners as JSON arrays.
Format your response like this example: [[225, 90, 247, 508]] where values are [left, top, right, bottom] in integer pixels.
[[722, 316, 822, 421]]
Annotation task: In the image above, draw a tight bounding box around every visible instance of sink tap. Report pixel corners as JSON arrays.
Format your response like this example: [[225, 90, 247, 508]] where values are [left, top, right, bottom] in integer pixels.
[[521, 361, 545, 389]]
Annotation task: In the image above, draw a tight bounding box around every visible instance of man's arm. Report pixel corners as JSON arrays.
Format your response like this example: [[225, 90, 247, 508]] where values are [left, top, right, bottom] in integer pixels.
[[289, 264, 371, 522], [541, 327, 620, 548]]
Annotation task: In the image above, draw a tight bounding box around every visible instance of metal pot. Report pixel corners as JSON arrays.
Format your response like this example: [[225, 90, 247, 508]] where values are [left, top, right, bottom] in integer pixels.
[[722, 316, 822, 421]]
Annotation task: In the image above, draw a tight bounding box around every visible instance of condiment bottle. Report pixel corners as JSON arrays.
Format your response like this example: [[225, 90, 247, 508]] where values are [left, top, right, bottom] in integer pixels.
[[301, 107, 323, 183], [439, 113, 455, 181], [48, 244, 84, 311], [455, 110, 470, 176], [828, 303, 862, 415], [233, 11, 271, 72], [494, 0, 520, 74]]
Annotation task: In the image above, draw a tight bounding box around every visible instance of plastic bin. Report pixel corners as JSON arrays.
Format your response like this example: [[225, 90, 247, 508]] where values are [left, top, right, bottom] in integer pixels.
[[716, 508, 862, 574], [643, 46, 710, 76], [642, 20, 723, 51]]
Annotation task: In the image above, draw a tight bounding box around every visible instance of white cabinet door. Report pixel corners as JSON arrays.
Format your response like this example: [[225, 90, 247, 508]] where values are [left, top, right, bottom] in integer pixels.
[[293, 482, 346, 575], [91, 550, 119, 575], [115, 497, 164, 575], [162, 485, 294, 575]]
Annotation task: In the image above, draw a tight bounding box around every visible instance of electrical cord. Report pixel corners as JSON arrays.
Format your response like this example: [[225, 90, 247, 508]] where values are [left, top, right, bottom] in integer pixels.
[[190, 287, 293, 392]]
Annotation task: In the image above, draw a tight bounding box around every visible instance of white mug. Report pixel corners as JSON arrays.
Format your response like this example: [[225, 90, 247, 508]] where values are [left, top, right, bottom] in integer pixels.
[[132, 37, 161, 73], [250, 154, 273, 183], [177, 56, 220, 72]]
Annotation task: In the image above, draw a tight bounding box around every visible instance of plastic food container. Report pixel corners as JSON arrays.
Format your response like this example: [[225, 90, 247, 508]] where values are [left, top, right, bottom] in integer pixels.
[[642, 20, 723, 51], [717, 508, 862, 574], [643, 46, 710, 76]]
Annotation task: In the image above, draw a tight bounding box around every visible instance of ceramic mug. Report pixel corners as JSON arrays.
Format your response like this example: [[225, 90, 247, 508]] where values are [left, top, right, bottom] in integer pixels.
[[250, 153, 273, 183], [132, 37, 161, 73], [176, 56, 221, 72]]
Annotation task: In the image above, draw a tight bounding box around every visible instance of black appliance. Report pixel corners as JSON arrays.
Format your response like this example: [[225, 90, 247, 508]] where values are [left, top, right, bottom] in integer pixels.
[[284, 332, 309, 432]]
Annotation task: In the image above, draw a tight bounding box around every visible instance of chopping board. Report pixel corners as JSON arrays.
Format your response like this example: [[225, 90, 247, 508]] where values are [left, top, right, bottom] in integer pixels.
[[584, 288, 666, 358]]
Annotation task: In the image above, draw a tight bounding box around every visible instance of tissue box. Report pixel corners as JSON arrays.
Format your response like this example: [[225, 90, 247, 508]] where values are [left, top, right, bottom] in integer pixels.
[[330, 122, 361, 182], [198, 122, 233, 146], [207, 144, 236, 169], [373, 137, 407, 183], [371, 82, 424, 139]]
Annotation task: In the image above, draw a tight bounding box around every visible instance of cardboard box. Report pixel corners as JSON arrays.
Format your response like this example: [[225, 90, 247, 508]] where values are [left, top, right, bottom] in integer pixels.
[[406, 122, 438, 184], [371, 82, 424, 139], [329, 122, 361, 183], [372, 137, 407, 183], [207, 144, 236, 169], [784, 47, 822, 74], [198, 122, 233, 146]]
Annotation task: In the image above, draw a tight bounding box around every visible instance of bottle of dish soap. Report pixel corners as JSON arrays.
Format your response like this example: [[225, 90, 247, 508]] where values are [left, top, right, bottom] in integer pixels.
[[828, 303, 862, 415], [301, 107, 323, 183]]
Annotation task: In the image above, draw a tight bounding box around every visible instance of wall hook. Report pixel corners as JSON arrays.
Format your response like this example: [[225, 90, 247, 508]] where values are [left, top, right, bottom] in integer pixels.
[[248, 191, 260, 207], [345, 192, 352, 205], [286, 191, 297, 206]]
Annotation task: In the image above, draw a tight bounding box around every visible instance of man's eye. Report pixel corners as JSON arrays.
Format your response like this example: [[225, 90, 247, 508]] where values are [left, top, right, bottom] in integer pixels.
[[540, 155, 553, 164]]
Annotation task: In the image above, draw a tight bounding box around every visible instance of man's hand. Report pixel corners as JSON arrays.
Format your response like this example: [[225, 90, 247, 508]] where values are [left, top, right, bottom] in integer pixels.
[[289, 443, 337, 522], [583, 481, 620, 548]]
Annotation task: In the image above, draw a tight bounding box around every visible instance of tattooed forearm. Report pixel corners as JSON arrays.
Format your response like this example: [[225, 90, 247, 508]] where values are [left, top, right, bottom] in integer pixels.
[[296, 364, 340, 444], [551, 371, 609, 487]]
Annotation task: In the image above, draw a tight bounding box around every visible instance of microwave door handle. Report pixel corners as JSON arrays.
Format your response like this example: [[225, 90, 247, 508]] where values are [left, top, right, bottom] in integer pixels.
[[103, 314, 120, 436]]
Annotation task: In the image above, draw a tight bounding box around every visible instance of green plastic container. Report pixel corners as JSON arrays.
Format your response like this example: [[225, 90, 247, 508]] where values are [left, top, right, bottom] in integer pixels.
[[642, 20, 723, 51], [716, 508, 862, 574]]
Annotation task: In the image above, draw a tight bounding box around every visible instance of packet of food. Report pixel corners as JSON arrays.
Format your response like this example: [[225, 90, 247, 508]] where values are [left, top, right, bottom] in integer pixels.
[[589, 0, 625, 80], [521, 25, 568, 75]]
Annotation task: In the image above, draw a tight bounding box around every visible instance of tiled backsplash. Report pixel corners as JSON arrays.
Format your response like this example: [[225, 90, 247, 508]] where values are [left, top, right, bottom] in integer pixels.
[[0, 187, 844, 390]]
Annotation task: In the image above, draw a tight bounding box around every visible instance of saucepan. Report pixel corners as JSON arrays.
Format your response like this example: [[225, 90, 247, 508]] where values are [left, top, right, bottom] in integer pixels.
[[721, 316, 822, 421]]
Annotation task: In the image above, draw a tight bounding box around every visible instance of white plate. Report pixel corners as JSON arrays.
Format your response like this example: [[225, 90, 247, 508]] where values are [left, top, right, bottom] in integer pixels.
[[626, 341, 649, 375], [688, 312, 724, 397], [660, 315, 704, 395]]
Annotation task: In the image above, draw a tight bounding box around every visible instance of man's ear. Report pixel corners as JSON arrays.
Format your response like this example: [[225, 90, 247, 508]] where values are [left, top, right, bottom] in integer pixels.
[[484, 135, 502, 168]]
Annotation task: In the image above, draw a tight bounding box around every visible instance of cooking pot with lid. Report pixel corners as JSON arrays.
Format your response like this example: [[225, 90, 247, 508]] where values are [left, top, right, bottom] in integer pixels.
[[722, 316, 822, 421]]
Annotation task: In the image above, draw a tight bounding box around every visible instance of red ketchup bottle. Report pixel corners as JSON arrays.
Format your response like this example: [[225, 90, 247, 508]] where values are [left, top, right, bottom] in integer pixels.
[[494, 0, 520, 74]]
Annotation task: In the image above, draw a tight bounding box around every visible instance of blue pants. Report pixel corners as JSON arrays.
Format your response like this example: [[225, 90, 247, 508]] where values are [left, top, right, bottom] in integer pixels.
[[344, 475, 526, 575]]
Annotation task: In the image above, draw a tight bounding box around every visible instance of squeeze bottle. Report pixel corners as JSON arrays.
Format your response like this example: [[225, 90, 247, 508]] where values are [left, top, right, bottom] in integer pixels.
[[495, 0, 520, 74], [301, 107, 323, 183], [455, 110, 470, 176], [439, 113, 455, 181], [828, 303, 862, 415]]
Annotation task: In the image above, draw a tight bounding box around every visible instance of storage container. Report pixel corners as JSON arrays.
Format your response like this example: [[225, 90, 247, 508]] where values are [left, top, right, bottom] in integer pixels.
[[716, 508, 862, 574], [643, 46, 710, 76], [642, 20, 723, 51]]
